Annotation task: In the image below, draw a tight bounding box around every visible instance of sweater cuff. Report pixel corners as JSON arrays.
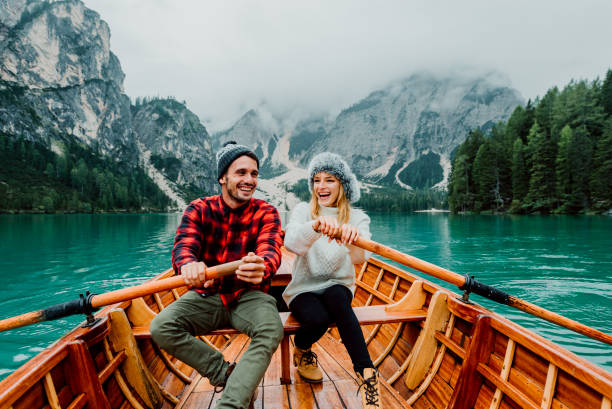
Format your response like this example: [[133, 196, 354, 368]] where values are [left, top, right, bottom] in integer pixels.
[[302, 220, 321, 243]]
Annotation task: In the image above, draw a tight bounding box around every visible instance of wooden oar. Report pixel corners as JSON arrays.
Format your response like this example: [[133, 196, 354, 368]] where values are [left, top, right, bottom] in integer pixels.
[[350, 235, 612, 346], [0, 260, 244, 333]]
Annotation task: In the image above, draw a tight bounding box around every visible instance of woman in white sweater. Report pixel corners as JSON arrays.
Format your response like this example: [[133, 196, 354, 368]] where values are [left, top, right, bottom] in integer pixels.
[[282, 152, 380, 409]]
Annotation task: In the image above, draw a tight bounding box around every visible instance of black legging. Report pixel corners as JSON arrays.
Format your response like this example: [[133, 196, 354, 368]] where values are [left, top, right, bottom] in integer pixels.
[[289, 284, 373, 374]]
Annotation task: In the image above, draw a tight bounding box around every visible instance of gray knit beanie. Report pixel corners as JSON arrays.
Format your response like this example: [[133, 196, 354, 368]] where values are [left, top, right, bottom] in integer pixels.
[[307, 152, 360, 203], [216, 141, 259, 180]]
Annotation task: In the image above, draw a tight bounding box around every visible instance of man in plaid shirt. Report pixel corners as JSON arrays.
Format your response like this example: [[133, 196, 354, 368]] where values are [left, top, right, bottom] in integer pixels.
[[151, 141, 284, 409]]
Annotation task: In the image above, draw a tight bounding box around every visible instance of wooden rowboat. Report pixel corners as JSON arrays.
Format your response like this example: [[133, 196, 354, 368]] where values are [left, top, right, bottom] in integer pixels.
[[1, 243, 611, 409]]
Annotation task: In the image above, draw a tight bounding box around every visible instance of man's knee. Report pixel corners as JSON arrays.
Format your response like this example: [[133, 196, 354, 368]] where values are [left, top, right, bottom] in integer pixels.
[[253, 316, 284, 346], [150, 314, 175, 349]]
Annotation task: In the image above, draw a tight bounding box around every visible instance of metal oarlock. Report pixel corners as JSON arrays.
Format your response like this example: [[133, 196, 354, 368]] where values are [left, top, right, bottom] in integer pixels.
[[459, 274, 474, 303], [81, 291, 100, 327]]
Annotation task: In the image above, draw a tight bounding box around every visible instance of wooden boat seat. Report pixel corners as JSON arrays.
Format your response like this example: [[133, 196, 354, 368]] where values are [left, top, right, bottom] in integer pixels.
[[132, 304, 427, 384]]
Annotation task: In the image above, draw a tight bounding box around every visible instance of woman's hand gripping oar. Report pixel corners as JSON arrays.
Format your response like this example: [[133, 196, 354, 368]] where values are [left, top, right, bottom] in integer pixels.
[[0, 259, 244, 333]]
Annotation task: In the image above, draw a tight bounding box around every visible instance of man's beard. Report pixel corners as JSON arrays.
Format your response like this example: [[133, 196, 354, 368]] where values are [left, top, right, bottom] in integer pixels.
[[228, 182, 254, 204]]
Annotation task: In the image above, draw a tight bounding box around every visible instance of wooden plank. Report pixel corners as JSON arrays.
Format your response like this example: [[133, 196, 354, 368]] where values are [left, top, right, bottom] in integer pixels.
[[310, 380, 345, 408], [554, 367, 601, 409], [373, 323, 405, 366], [0, 346, 69, 408], [43, 373, 61, 409], [405, 291, 451, 389], [65, 393, 87, 409], [407, 315, 457, 405], [602, 397, 611, 409], [65, 340, 111, 409], [126, 297, 157, 328], [506, 360, 545, 405], [386, 280, 428, 314], [316, 335, 354, 381], [490, 339, 516, 409], [540, 364, 558, 409], [335, 378, 367, 408], [107, 309, 164, 408], [280, 336, 291, 385], [380, 376, 415, 409], [424, 373, 454, 409], [477, 364, 539, 409], [102, 338, 148, 409], [152, 344, 192, 383], [356, 280, 395, 304], [286, 382, 317, 408], [447, 315, 495, 409], [97, 350, 126, 384], [179, 391, 214, 409], [262, 384, 290, 408], [488, 316, 612, 396], [434, 332, 466, 360], [365, 267, 386, 305]]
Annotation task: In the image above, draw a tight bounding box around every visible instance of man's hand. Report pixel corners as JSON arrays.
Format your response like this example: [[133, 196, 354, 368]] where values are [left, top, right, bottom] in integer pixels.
[[181, 261, 215, 288], [236, 252, 266, 284]]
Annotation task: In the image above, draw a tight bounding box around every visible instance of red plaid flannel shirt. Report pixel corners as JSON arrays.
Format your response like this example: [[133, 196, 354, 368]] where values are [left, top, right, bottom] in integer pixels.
[[172, 195, 283, 307]]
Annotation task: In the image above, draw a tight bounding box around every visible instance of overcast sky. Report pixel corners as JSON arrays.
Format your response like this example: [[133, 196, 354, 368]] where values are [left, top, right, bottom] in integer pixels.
[[84, 0, 612, 131]]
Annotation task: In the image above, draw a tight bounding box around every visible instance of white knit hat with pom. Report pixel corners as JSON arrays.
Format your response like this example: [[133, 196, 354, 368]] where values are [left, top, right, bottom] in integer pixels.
[[307, 152, 360, 203]]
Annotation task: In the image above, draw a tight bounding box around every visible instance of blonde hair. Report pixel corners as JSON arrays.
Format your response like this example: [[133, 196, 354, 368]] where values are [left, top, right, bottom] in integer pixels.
[[310, 179, 351, 225]]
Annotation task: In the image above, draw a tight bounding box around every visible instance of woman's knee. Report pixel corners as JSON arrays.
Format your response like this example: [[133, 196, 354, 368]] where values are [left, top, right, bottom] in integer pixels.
[[324, 284, 352, 301]]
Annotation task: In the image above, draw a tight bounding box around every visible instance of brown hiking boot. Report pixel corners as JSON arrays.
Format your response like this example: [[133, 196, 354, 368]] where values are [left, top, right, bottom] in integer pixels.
[[357, 368, 381, 408], [293, 346, 323, 383]]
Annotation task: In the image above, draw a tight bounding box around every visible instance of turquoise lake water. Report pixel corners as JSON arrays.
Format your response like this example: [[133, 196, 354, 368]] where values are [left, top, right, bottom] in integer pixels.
[[0, 212, 610, 380]]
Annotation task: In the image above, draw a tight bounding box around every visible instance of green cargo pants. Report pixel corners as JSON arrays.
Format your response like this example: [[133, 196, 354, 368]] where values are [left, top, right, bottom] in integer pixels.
[[150, 290, 284, 409]]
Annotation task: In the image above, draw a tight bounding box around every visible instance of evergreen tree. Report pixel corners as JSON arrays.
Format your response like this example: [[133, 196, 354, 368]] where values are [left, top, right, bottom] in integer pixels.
[[555, 125, 574, 208], [510, 138, 529, 209], [534, 88, 558, 137], [600, 69, 612, 117], [505, 102, 535, 145], [552, 80, 605, 140], [590, 118, 612, 210], [489, 123, 513, 206], [554, 125, 592, 212], [448, 129, 484, 212], [473, 140, 500, 211], [524, 122, 557, 212]]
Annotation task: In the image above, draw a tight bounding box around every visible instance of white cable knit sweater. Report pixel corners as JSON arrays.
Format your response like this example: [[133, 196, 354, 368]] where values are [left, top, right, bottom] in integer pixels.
[[282, 202, 372, 306]]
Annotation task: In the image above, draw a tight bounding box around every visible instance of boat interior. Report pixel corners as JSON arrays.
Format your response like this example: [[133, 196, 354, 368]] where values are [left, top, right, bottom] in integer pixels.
[[1, 252, 611, 409]]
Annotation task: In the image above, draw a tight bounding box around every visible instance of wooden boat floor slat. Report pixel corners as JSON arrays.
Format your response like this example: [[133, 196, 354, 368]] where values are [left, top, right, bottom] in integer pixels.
[[178, 333, 413, 409]]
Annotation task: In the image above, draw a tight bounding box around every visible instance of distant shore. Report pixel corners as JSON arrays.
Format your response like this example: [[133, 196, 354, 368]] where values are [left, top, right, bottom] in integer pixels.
[[413, 208, 450, 213]]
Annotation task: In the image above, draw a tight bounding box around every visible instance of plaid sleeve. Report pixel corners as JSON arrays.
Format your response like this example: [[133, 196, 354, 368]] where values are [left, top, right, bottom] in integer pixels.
[[172, 201, 205, 275], [255, 204, 283, 285]]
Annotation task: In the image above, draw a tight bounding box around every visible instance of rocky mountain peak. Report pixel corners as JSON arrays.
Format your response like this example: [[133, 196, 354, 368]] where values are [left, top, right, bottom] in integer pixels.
[[1, 0, 123, 89]]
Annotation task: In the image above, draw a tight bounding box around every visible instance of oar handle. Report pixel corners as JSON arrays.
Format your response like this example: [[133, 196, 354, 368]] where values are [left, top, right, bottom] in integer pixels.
[[91, 259, 243, 308], [347, 235, 612, 347], [0, 259, 244, 333]]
